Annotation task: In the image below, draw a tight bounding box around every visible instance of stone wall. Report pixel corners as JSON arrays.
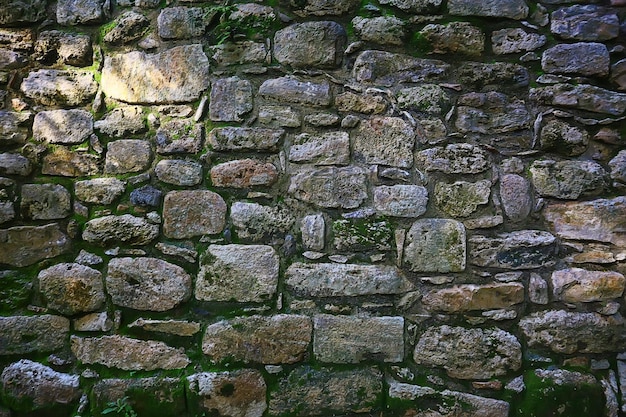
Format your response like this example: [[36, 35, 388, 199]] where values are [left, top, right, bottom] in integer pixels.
[[0, 0, 626, 416]]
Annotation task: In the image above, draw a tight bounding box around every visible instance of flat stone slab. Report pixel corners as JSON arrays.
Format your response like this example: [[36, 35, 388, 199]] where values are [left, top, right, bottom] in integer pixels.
[[0, 315, 69, 355], [20, 69, 97, 106], [551, 268, 625, 303], [374, 185, 429, 217], [469, 230, 556, 269], [541, 42, 609, 76], [288, 166, 367, 209], [422, 283, 525, 312], [259, 76, 331, 107], [33, 109, 93, 144], [274, 21, 346, 68], [101, 44, 209, 104], [551, 5, 620, 41], [353, 116, 415, 167], [353, 50, 449, 85], [530, 159, 607, 199], [0, 223, 70, 267], [530, 83, 626, 116], [448, 0, 528, 19], [83, 214, 159, 246], [208, 127, 284, 152]]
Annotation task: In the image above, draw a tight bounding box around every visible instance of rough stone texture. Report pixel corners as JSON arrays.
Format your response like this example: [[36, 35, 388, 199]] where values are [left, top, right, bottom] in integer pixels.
[[20, 70, 97, 106], [353, 116, 415, 168], [258, 105, 301, 127], [374, 185, 428, 218], [500, 174, 532, 222], [269, 367, 382, 416], [530, 160, 607, 199], [210, 159, 278, 188], [157, 7, 211, 39], [202, 315, 312, 364], [104, 11, 150, 45], [42, 148, 100, 177], [20, 183, 71, 220], [539, 118, 589, 156], [128, 318, 200, 336], [83, 214, 159, 246], [448, 0, 528, 19], [414, 326, 522, 379], [455, 92, 530, 133], [71, 335, 190, 370], [0, 315, 69, 355], [422, 283, 525, 312], [353, 50, 449, 85], [519, 310, 626, 354], [208, 127, 283, 152], [336, 91, 388, 114], [94, 106, 146, 137], [196, 244, 279, 302], [105, 139, 152, 174], [38, 263, 105, 315], [57, 0, 106, 25], [101, 45, 210, 104], [551, 5, 620, 41], [289, 166, 367, 209], [541, 43, 609, 77], [162, 190, 226, 239], [0, 0, 47, 25], [33, 109, 93, 144], [288, 0, 360, 16], [403, 219, 466, 273], [259, 77, 331, 107], [420, 22, 485, 56], [333, 218, 393, 251], [230, 202, 295, 241], [209, 76, 253, 122], [380, 0, 442, 12], [301, 214, 325, 251], [492, 28, 546, 54], [155, 159, 203, 186], [274, 21, 346, 68], [416, 144, 490, 174], [469, 230, 556, 269], [0, 153, 32, 176], [0, 111, 31, 147], [187, 370, 266, 417], [106, 257, 192, 311], [551, 268, 625, 303], [434, 180, 491, 217], [156, 118, 203, 154], [289, 131, 350, 166], [1, 360, 81, 411], [530, 83, 626, 116], [75, 178, 126, 205], [33, 30, 92, 66], [352, 16, 406, 45], [397, 84, 450, 114], [0, 223, 70, 267], [314, 315, 404, 363]]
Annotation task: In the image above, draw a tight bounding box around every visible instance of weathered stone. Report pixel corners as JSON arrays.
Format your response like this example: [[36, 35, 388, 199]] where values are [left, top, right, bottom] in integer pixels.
[[332, 218, 392, 251], [434, 180, 491, 218], [469, 230, 556, 269], [0, 29, 35, 51], [289, 131, 350, 166], [38, 263, 105, 315], [208, 41, 269, 67], [163, 190, 226, 238], [130, 185, 162, 207], [519, 310, 626, 354], [155, 159, 202, 186], [289, 166, 367, 209], [74, 311, 112, 331], [414, 326, 522, 379], [491, 28, 547, 54], [156, 118, 203, 154], [416, 144, 490, 174], [20, 70, 97, 106], [128, 318, 199, 336], [83, 214, 159, 246], [106, 257, 191, 311], [380, 0, 442, 12], [529, 273, 549, 304], [403, 219, 466, 273], [500, 174, 532, 222], [42, 148, 100, 177], [542, 43, 609, 77], [0, 315, 69, 354], [335, 91, 387, 114], [530, 84, 626, 116], [196, 244, 278, 302], [210, 159, 278, 188], [0, 48, 26, 69], [209, 76, 253, 122], [75, 178, 126, 205], [0, 153, 31, 176], [187, 370, 266, 417], [57, 0, 106, 25], [208, 127, 283, 152], [0, 0, 47, 25], [314, 315, 404, 363], [286, 262, 414, 297], [301, 214, 325, 251], [397, 84, 450, 115], [551, 5, 620, 41], [539, 118, 589, 156], [551, 268, 625, 303], [544, 197, 626, 248], [0, 223, 70, 267], [105, 139, 152, 174], [103, 11, 149, 44], [33, 30, 92, 66], [203, 315, 312, 364], [353, 50, 449, 85], [230, 202, 295, 241], [274, 21, 346, 68], [456, 92, 529, 133], [0, 201, 14, 225], [437, 390, 510, 417], [287, 0, 360, 16], [353, 116, 415, 168], [421, 22, 485, 56], [157, 7, 211, 39], [94, 106, 146, 137], [259, 77, 331, 107], [258, 105, 301, 127], [20, 183, 70, 220], [457, 62, 530, 89], [33, 109, 92, 145], [612, 59, 626, 92], [530, 160, 607, 199], [269, 367, 382, 416], [71, 335, 190, 370], [0, 111, 31, 146], [1, 360, 80, 412], [422, 283, 524, 312], [374, 185, 428, 218], [609, 150, 626, 184], [352, 16, 405, 45], [448, 0, 528, 19], [101, 45, 210, 104]]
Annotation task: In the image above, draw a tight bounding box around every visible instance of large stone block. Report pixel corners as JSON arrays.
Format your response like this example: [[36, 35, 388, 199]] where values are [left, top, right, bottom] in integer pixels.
[[434, 180, 491, 218], [448, 0, 528, 19], [353, 50, 449, 85], [210, 159, 278, 188], [422, 283, 524, 312], [0, 0, 47, 24], [0, 315, 69, 355], [416, 144, 490, 174], [353, 116, 415, 168], [208, 127, 283, 152], [469, 230, 556, 269], [374, 185, 428, 218], [403, 219, 466, 273], [289, 131, 350, 166], [20, 70, 98, 106], [38, 263, 105, 315], [551, 5, 620, 41], [33, 109, 93, 144], [274, 21, 346, 68], [530, 84, 626, 116], [542, 42, 609, 76], [104, 139, 152, 174], [0, 223, 70, 267], [83, 214, 159, 246], [163, 190, 226, 239], [288, 166, 367, 209], [551, 268, 625, 303], [530, 160, 607, 199], [455, 92, 530, 133], [209, 76, 254, 122], [20, 183, 71, 220], [259, 76, 331, 107], [230, 202, 295, 241]]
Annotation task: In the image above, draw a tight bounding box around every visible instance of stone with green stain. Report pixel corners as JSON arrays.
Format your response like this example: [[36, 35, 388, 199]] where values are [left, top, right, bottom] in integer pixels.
[[398, 84, 450, 114], [0, 315, 69, 354], [434, 180, 491, 218], [332, 218, 393, 251], [403, 218, 466, 273]]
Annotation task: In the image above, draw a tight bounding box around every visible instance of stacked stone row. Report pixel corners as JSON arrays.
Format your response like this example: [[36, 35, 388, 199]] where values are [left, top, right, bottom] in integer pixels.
[[1, 0, 626, 416]]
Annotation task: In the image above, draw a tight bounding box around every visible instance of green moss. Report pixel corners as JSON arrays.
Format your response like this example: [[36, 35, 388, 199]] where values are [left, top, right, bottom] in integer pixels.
[[408, 32, 433, 55], [0, 270, 33, 314]]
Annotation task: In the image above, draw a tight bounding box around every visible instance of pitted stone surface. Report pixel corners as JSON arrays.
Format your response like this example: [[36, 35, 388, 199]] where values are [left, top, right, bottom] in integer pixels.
[[274, 21, 346, 68], [448, 0, 528, 19], [38, 263, 105, 315], [0, 315, 69, 355], [163, 190, 226, 238], [83, 214, 159, 246], [0, 223, 70, 267], [20, 70, 98, 106], [33, 110, 93, 144], [469, 230, 556, 269], [404, 219, 466, 273], [289, 166, 368, 209], [353, 116, 415, 168]]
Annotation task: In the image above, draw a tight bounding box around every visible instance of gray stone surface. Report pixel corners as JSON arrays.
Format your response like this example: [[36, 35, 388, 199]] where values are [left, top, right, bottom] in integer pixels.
[[75, 178, 126, 205], [0, 153, 32, 176], [397, 84, 450, 114], [530, 160, 607, 199], [38, 263, 105, 315], [33, 30, 92, 66], [469, 230, 556, 269], [542, 42, 609, 76], [208, 127, 283, 152], [0, 0, 47, 25], [209, 76, 253, 122], [128, 318, 200, 336], [530, 84, 626, 116], [420, 22, 485, 56], [196, 244, 279, 302], [539, 118, 589, 156], [94, 106, 146, 137], [20, 183, 71, 220], [42, 148, 100, 177], [0, 223, 70, 267], [20, 70, 98, 106], [609, 150, 626, 184], [416, 144, 490, 174], [33, 109, 93, 145], [258, 105, 301, 127], [414, 326, 522, 379], [455, 92, 530, 133], [300, 214, 325, 251], [104, 139, 152, 175], [500, 174, 532, 222], [274, 21, 346, 68], [434, 180, 491, 218], [457, 62, 530, 89], [57, 0, 106, 25], [352, 16, 406, 45], [210, 159, 278, 188], [202, 315, 312, 364], [101, 45, 209, 104], [374, 185, 428, 218], [314, 314, 404, 363], [156, 118, 203, 154], [106, 257, 191, 311], [448, 0, 528, 19], [288, 0, 360, 16], [230, 202, 294, 241], [286, 262, 414, 297], [353, 116, 415, 168], [163, 190, 226, 238], [353, 50, 449, 85], [83, 214, 159, 246], [0, 111, 31, 147], [259, 77, 331, 107], [492, 28, 546, 54], [104, 11, 150, 44], [0, 315, 69, 354], [551, 5, 620, 41], [155, 159, 203, 186], [380, 0, 442, 12], [289, 166, 368, 209], [289, 131, 350, 166], [157, 7, 211, 39], [404, 219, 466, 273]]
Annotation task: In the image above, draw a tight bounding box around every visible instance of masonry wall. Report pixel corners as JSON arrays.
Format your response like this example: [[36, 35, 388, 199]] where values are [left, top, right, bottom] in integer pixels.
[[1, 0, 626, 416]]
